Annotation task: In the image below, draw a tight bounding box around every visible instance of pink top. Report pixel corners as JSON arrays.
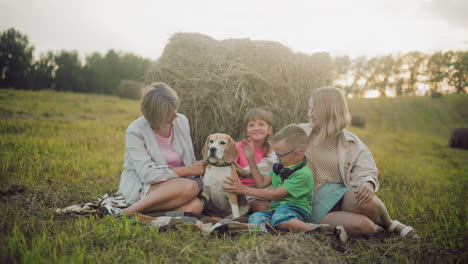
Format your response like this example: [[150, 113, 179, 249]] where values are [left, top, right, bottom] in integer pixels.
[[153, 129, 184, 168], [235, 141, 266, 186]]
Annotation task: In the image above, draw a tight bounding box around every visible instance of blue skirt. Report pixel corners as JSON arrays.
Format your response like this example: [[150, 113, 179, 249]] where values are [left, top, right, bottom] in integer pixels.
[[310, 183, 351, 224]]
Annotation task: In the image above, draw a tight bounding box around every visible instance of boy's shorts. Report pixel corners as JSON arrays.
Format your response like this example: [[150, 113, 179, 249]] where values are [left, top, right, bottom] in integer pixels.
[[249, 204, 310, 227]]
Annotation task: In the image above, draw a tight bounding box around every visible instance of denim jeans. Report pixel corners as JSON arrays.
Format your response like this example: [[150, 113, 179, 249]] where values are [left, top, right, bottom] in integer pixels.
[[249, 204, 310, 227]]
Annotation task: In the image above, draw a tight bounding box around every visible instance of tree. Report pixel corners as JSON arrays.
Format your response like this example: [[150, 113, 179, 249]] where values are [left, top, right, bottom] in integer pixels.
[[120, 53, 151, 81], [0, 28, 34, 89], [426, 51, 449, 94], [349, 56, 367, 97], [403, 51, 426, 95], [83, 50, 152, 94], [390, 54, 405, 96], [28, 52, 55, 90], [54, 50, 84, 92], [360, 55, 396, 97], [83, 52, 107, 94], [333, 56, 352, 95], [376, 55, 395, 97], [448, 51, 468, 94], [363, 57, 378, 93], [334, 55, 351, 76], [102, 49, 121, 94]]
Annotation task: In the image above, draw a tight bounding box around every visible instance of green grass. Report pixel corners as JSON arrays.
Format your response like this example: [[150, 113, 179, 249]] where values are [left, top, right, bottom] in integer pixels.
[[1, 89, 467, 263]]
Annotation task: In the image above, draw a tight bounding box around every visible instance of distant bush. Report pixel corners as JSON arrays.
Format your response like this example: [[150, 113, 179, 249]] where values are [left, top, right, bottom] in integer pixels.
[[431, 91, 443, 99], [351, 115, 366, 128], [146, 33, 334, 153], [118, 80, 145, 100], [449, 128, 468, 150]]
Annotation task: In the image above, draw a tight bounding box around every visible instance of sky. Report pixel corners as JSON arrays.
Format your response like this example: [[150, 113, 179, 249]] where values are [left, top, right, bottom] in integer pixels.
[[1, 0, 467, 60]]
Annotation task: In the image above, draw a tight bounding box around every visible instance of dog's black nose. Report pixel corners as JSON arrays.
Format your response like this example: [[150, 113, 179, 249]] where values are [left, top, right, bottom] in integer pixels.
[[209, 147, 216, 153]]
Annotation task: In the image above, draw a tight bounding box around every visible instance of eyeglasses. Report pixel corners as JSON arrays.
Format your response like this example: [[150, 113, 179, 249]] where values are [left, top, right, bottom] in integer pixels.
[[276, 149, 295, 159]]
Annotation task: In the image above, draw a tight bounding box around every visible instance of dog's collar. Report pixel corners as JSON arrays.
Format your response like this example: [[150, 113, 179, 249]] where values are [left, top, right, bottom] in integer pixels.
[[206, 160, 232, 167]]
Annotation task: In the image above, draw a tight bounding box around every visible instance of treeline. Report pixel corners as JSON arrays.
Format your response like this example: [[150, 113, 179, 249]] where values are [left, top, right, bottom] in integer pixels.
[[1, 28, 466, 97], [334, 51, 467, 96], [0, 28, 151, 94]]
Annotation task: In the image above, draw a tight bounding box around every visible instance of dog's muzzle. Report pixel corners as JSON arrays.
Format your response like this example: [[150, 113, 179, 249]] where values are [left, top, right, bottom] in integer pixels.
[[209, 147, 217, 157]]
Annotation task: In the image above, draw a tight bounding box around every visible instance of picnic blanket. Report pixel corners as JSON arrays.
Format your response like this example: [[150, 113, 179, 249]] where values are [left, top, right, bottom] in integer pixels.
[[55, 194, 129, 214], [134, 211, 278, 235], [56, 194, 279, 235]]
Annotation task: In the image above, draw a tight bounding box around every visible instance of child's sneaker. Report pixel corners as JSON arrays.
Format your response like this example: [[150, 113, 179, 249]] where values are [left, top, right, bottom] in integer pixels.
[[99, 204, 124, 217], [334, 225, 348, 244], [306, 224, 348, 244]]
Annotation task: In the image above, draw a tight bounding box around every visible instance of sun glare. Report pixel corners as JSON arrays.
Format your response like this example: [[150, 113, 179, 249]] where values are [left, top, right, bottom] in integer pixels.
[[364, 90, 380, 98]]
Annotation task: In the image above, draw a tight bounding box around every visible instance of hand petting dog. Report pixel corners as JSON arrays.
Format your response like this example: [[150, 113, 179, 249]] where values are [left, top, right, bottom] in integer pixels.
[[223, 175, 246, 194]]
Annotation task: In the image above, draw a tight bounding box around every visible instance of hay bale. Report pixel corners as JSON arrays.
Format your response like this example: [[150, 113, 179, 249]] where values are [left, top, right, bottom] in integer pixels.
[[351, 115, 366, 128], [146, 33, 334, 154], [118, 80, 145, 100], [449, 128, 468, 150]]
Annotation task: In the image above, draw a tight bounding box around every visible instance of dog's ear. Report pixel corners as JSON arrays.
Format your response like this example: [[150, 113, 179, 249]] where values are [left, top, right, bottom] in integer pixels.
[[224, 136, 239, 163], [202, 135, 211, 161]]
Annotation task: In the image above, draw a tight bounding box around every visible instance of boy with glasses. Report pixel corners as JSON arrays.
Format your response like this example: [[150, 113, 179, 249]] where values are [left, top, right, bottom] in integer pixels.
[[224, 124, 347, 241]]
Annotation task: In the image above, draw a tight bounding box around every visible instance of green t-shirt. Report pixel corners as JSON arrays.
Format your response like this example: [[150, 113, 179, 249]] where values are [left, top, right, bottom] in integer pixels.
[[269, 161, 314, 214]]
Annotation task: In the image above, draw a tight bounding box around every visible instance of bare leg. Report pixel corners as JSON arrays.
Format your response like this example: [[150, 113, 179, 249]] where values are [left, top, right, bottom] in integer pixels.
[[320, 211, 382, 236], [340, 189, 393, 228], [123, 178, 200, 214], [276, 219, 348, 244], [341, 188, 412, 234], [276, 219, 342, 239], [249, 200, 270, 213], [321, 188, 411, 236], [173, 197, 203, 214], [276, 219, 318, 232]]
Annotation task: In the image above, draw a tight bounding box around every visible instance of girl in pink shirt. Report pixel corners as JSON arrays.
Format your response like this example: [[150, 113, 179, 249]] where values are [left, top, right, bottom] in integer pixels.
[[235, 108, 275, 212]]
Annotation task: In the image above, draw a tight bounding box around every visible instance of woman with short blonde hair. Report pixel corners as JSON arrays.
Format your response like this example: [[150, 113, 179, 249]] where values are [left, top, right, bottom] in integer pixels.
[[140, 83, 180, 129], [300, 86, 417, 238], [105, 82, 205, 216]]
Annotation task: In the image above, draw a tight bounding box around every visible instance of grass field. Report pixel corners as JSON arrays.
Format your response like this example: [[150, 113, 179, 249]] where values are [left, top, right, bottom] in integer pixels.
[[0, 89, 467, 263]]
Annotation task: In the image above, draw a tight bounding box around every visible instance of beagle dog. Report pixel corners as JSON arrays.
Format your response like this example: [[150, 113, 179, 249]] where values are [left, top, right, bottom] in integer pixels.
[[200, 133, 250, 218]]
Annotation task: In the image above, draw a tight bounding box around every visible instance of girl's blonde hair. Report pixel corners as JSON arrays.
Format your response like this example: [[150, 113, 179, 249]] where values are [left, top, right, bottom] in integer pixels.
[[140, 82, 180, 129], [242, 108, 273, 157], [309, 87, 350, 145]]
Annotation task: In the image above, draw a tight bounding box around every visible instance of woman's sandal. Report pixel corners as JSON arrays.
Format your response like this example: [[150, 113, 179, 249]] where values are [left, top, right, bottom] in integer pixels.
[[387, 220, 419, 239]]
